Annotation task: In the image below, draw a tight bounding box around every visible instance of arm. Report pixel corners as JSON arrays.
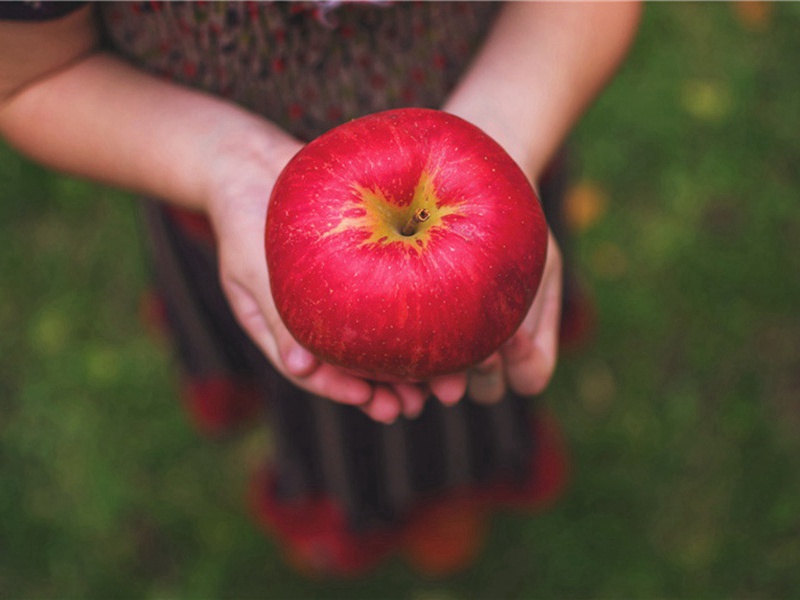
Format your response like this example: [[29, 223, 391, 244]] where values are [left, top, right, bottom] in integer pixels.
[[0, 7, 427, 422], [446, 1, 641, 181], [0, 7, 290, 213], [435, 1, 642, 403]]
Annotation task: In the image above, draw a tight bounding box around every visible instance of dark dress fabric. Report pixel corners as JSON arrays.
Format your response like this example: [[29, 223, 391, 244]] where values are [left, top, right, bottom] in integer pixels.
[[7, 1, 566, 533]]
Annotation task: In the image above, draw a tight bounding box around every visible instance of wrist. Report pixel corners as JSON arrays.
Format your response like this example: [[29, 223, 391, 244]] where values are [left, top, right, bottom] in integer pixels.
[[202, 117, 302, 233]]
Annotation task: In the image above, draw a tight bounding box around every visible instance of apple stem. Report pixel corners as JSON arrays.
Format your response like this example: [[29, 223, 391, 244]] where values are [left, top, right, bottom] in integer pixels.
[[400, 208, 431, 236]]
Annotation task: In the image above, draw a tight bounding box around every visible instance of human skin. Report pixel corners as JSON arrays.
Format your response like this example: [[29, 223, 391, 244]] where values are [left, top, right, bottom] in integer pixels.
[[0, 2, 641, 423]]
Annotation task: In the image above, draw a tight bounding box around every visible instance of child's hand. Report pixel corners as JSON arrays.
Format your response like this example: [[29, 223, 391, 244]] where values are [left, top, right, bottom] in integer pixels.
[[428, 231, 563, 405], [203, 123, 559, 420], [205, 128, 427, 424]]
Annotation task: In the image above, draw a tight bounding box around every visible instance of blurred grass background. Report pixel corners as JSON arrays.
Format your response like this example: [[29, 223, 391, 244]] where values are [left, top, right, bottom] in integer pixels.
[[2, 3, 799, 598]]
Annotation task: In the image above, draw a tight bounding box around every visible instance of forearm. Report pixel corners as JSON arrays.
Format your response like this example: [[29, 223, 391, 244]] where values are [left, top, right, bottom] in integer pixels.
[[444, 1, 641, 181], [0, 45, 293, 213]]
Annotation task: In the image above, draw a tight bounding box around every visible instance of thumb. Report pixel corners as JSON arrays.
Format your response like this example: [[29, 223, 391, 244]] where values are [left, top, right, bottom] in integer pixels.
[[222, 274, 319, 378], [501, 232, 562, 396]]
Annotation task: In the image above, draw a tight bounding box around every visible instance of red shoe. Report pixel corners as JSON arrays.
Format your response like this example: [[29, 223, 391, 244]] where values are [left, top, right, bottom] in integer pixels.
[[400, 492, 489, 578], [249, 469, 397, 578], [401, 411, 569, 577], [248, 411, 569, 579], [181, 376, 262, 437]]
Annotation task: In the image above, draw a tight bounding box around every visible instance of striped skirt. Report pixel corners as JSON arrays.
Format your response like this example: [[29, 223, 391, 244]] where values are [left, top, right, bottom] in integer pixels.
[[137, 155, 572, 572]]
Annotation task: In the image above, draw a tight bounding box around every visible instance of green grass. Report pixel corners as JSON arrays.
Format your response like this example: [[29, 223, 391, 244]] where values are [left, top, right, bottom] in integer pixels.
[[2, 4, 800, 598]]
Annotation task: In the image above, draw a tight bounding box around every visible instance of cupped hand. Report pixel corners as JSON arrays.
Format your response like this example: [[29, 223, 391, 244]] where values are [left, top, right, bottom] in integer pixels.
[[428, 230, 563, 405], [203, 123, 426, 423]]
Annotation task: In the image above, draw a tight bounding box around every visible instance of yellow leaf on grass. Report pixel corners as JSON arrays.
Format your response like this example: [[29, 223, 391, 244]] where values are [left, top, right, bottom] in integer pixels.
[[680, 79, 733, 122], [30, 307, 71, 355], [564, 182, 608, 233], [732, 1, 773, 32]]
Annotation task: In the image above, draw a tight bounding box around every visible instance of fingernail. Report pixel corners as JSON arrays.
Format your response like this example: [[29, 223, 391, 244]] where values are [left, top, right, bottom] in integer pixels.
[[372, 401, 399, 424], [350, 383, 373, 406], [286, 346, 314, 373], [439, 389, 463, 406], [403, 396, 425, 419]]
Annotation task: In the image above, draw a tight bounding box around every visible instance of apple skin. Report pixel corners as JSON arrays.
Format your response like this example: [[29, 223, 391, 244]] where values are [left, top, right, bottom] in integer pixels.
[[265, 108, 548, 382]]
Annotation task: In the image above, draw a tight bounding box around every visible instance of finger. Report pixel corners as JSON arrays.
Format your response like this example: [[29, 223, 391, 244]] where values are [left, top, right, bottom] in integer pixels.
[[360, 386, 402, 424], [215, 195, 321, 380], [393, 382, 427, 419], [502, 341, 556, 397], [268, 313, 317, 377], [501, 289, 561, 397], [502, 232, 563, 396], [467, 353, 506, 404], [222, 277, 375, 405], [282, 343, 318, 377], [223, 276, 320, 377], [291, 363, 374, 406], [221, 275, 283, 360], [429, 372, 468, 406], [250, 279, 319, 378]]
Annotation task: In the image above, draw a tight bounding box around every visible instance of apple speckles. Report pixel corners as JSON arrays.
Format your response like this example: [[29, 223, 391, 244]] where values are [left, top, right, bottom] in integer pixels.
[[266, 108, 547, 380]]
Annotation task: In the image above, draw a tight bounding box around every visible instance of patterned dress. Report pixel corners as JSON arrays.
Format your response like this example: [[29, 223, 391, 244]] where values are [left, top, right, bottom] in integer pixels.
[[101, 1, 499, 142], [4, 1, 570, 575]]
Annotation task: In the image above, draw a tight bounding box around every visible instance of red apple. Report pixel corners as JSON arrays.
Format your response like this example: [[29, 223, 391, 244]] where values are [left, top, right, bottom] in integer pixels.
[[265, 108, 548, 381]]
